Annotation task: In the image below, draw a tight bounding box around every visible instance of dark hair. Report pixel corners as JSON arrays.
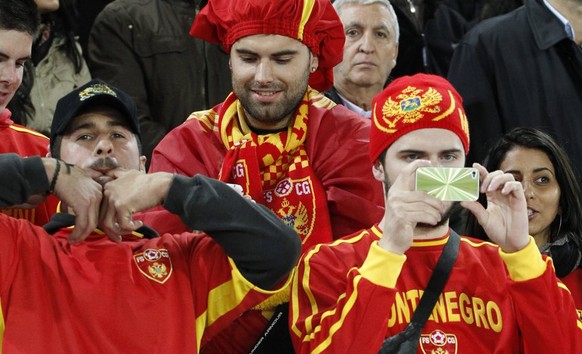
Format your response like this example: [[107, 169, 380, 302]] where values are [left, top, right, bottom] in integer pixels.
[[8, 0, 86, 126], [0, 0, 39, 35], [466, 127, 582, 254]]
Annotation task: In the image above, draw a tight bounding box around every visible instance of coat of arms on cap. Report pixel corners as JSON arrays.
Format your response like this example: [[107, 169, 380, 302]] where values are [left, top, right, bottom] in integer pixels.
[[78, 83, 117, 101], [380, 86, 443, 130]]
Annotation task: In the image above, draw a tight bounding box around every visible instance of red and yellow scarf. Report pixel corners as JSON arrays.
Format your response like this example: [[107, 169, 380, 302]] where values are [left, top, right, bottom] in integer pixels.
[[216, 88, 333, 249]]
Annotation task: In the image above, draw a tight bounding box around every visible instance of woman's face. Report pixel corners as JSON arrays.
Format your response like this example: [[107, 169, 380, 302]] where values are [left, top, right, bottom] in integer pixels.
[[35, 0, 59, 14], [499, 147, 561, 245]]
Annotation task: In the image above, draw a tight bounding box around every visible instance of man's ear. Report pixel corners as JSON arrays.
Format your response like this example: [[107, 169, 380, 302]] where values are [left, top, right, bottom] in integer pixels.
[[310, 55, 319, 73], [372, 160, 385, 182], [139, 156, 147, 172]]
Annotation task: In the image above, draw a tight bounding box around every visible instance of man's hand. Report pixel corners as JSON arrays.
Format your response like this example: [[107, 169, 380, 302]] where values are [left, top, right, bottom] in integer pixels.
[[99, 169, 174, 239], [378, 160, 446, 254], [461, 163, 530, 253], [48, 160, 104, 244]]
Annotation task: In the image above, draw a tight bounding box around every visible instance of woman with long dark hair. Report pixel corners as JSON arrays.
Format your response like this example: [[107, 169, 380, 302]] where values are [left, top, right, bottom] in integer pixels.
[[466, 127, 582, 313]]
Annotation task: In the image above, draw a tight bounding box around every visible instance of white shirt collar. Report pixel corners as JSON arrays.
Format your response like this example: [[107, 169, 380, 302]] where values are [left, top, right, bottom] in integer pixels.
[[543, 0, 576, 41], [336, 92, 372, 119]]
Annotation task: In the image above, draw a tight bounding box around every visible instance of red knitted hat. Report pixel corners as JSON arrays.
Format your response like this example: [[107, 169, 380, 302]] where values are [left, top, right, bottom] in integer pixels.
[[369, 74, 470, 162], [190, 0, 345, 92]]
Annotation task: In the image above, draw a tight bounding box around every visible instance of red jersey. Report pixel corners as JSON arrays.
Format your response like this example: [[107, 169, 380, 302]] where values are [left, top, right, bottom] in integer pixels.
[[562, 268, 582, 320], [0, 109, 58, 225], [0, 215, 287, 353], [290, 225, 582, 353]]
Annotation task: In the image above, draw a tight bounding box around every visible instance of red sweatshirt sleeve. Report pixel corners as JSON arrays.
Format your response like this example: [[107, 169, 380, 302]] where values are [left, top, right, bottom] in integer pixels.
[[290, 237, 406, 354]]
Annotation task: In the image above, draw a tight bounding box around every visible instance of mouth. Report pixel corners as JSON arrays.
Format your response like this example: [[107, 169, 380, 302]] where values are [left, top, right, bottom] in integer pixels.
[[527, 207, 537, 219], [251, 89, 282, 103], [354, 61, 377, 68]]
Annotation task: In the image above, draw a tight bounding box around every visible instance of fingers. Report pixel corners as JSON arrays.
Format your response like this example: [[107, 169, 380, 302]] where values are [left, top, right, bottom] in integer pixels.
[[101, 184, 143, 241]]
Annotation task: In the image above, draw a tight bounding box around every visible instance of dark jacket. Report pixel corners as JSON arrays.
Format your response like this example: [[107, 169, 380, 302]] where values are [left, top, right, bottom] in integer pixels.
[[87, 0, 232, 165], [448, 0, 582, 170]]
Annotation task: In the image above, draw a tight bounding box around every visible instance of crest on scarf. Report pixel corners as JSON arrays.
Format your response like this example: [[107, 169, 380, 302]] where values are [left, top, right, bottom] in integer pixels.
[[267, 177, 315, 239], [378, 86, 444, 133], [420, 330, 457, 354], [133, 248, 173, 284]]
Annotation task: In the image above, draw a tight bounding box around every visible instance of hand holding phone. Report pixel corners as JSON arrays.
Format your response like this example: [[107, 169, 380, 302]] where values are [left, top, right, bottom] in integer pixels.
[[415, 167, 480, 201]]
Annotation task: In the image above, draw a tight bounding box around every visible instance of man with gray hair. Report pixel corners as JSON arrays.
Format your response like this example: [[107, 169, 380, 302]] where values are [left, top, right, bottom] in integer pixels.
[[326, 0, 399, 119]]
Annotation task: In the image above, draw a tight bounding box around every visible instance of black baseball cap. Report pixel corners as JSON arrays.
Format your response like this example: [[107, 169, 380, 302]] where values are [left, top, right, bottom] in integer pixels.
[[50, 79, 141, 142]]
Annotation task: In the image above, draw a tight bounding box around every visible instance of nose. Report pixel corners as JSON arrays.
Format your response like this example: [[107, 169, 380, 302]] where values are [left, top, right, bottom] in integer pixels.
[[254, 60, 274, 84], [358, 31, 375, 54], [94, 138, 113, 156], [522, 180, 535, 199]]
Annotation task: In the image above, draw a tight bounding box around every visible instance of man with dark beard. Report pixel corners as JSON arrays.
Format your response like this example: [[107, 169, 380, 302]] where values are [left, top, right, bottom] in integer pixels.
[[0, 78, 301, 352], [289, 73, 582, 353], [147, 2, 385, 351]]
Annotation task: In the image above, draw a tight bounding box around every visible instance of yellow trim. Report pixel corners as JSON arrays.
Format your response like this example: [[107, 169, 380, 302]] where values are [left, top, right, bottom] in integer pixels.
[[309, 276, 363, 354], [291, 230, 371, 338], [499, 237, 546, 281], [411, 236, 449, 248], [359, 242, 405, 288], [431, 91, 456, 121], [298, 0, 316, 40], [0, 296, 4, 352], [8, 125, 49, 140]]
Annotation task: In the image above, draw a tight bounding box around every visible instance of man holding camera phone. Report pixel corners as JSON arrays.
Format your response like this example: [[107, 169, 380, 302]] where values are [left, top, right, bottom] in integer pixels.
[[289, 74, 581, 353]]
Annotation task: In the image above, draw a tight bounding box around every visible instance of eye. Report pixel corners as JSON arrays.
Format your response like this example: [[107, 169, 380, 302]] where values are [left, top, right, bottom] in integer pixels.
[[376, 31, 388, 39], [239, 56, 257, 64], [345, 28, 360, 38], [275, 58, 291, 65], [403, 153, 420, 162], [442, 154, 457, 161], [76, 134, 93, 141], [535, 176, 551, 184]]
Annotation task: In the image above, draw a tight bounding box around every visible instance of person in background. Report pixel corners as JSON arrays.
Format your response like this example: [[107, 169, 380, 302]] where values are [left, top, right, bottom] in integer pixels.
[[148, 0, 385, 352], [87, 0, 232, 167], [447, 0, 582, 169], [325, 0, 400, 119], [8, 0, 91, 136], [0, 78, 300, 352], [466, 127, 582, 319], [289, 73, 581, 353], [0, 0, 59, 226]]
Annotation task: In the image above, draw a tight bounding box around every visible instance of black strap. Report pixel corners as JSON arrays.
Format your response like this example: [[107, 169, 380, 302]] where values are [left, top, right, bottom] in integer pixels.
[[378, 229, 461, 354], [248, 303, 294, 354], [411, 229, 460, 323]]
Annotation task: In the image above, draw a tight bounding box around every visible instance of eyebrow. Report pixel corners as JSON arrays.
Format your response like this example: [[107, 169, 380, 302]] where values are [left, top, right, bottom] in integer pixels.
[[0, 51, 31, 62], [234, 48, 300, 58], [398, 148, 463, 155], [69, 119, 130, 133], [505, 167, 554, 175]]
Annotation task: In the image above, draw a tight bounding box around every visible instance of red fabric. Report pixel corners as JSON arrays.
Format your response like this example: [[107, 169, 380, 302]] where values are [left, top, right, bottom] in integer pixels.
[[0, 215, 279, 352], [562, 268, 582, 320], [215, 91, 333, 247], [369, 74, 470, 162], [290, 226, 582, 353], [189, 0, 344, 92], [147, 91, 384, 246], [0, 109, 59, 226]]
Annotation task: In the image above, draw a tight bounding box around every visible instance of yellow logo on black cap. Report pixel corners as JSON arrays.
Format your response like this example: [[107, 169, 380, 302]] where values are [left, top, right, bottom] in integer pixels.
[[78, 83, 117, 101]]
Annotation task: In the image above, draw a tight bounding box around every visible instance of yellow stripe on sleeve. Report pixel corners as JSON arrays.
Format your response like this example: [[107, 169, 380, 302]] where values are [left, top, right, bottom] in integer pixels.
[[499, 237, 546, 281]]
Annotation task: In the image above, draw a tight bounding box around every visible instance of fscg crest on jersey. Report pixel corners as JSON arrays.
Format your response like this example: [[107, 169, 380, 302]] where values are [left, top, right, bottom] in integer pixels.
[[134, 248, 173, 284], [420, 329, 457, 354]]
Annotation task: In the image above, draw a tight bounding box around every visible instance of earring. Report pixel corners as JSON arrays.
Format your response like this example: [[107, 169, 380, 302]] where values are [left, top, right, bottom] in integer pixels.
[[310, 67, 316, 73]]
